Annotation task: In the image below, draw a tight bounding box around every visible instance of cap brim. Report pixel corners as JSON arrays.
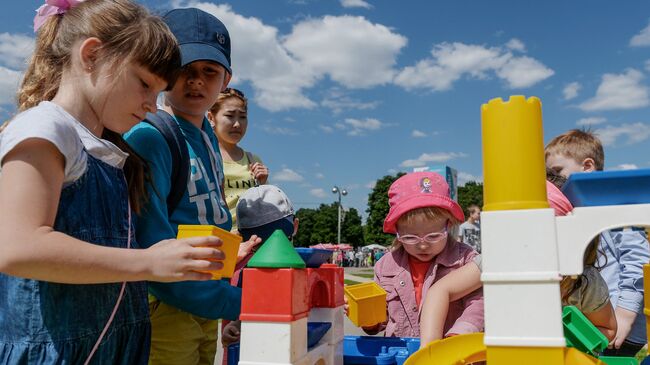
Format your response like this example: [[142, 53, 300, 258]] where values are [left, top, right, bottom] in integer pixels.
[[383, 195, 465, 234], [180, 42, 231, 73]]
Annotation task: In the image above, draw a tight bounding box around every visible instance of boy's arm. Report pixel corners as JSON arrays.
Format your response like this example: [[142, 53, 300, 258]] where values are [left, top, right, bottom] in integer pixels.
[[125, 124, 241, 320]]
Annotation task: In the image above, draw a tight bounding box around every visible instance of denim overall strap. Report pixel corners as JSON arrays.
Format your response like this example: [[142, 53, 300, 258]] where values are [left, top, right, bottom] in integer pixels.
[[0, 154, 150, 365]]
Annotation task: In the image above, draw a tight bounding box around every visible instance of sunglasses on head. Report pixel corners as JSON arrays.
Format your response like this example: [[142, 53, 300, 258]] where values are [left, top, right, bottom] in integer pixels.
[[222, 87, 245, 98]]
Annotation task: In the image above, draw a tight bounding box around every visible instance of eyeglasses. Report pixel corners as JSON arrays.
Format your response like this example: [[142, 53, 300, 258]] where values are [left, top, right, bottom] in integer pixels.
[[222, 87, 245, 98], [397, 226, 448, 245]]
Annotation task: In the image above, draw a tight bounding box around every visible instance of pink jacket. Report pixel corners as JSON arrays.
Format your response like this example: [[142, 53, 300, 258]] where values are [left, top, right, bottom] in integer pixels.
[[372, 239, 484, 338]]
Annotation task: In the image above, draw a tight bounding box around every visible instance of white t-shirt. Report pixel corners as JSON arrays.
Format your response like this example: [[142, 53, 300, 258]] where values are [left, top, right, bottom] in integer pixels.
[[0, 101, 128, 185]]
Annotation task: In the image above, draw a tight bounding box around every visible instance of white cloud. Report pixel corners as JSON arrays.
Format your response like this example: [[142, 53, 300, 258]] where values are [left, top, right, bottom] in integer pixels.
[[319, 125, 334, 133], [340, 0, 372, 9], [576, 117, 607, 127], [411, 130, 427, 138], [630, 22, 650, 47], [365, 181, 376, 189], [310, 188, 328, 198], [315, 173, 325, 179], [496, 56, 555, 88], [611, 163, 639, 170], [321, 88, 379, 114], [595, 123, 650, 146], [395, 41, 553, 91], [563, 82, 581, 100], [400, 152, 467, 168], [505, 38, 526, 52], [580, 69, 649, 111], [183, 2, 317, 111], [336, 117, 386, 136], [457, 171, 483, 186], [283, 15, 407, 88], [262, 125, 299, 135], [0, 33, 34, 70], [273, 168, 305, 182], [0, 66, 22, 106]]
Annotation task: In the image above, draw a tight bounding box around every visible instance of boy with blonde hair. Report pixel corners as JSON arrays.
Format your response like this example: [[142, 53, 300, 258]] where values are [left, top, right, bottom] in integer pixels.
[[546, 129, 650, 357]]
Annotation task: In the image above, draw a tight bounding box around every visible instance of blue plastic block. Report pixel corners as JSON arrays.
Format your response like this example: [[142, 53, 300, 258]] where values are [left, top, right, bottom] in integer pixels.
[[295, 248, 333, 268], [227, 342, 239, 365], [343, 336, 420, 365], [307, 322, 332, 348], [562, 169, 650, 207]]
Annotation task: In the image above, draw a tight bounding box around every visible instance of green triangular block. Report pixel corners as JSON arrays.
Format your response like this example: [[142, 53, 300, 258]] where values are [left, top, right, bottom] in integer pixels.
[[247, 230, 306, 268]]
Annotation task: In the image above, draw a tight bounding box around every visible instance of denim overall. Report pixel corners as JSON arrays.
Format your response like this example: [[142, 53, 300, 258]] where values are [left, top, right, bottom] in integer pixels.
[[0, 154, 150, 364]]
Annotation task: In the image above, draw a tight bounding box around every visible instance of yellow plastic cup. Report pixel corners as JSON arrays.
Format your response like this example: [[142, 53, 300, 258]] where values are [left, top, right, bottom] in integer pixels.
[[344, 282, 387, 327], [177, 225, 242, 280]]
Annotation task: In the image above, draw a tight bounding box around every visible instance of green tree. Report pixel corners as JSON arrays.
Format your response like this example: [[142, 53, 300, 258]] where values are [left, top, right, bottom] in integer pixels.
[[310, 203, 338, 243], [294, 208, 316, 247], [365, 173, 405, 246], [342, 207, 364, 247], [457, 181, 483, 217]]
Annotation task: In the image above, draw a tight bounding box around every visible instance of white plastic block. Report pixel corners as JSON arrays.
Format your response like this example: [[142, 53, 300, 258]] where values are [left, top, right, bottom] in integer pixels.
[[307, 306, 345, 345], [556, 204, 650, 275], [239, 318, 308, 364]]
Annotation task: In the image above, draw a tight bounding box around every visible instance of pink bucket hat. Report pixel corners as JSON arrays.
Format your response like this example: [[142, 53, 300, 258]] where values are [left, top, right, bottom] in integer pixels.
[[383, 172, 465, 234], [546, 180, 573, 216]]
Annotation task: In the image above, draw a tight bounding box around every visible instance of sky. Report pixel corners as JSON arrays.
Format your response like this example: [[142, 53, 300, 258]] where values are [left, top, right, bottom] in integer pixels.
[[2, 1, 650, 222]]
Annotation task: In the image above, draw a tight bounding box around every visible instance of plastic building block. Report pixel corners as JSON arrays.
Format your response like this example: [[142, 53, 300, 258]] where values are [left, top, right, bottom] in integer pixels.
[[240, 268, 310, 322], [562, 168, 650, 207], [562, 305, 608, 355], [343, 336, 420, 365], [405, 333, 486, 365], [344, 282, 387, 327], [176, 225, 241, 279], [247, 229, 306, 269], [640, 356, 650, 365], [295, 247, 333, 268], [599, 356, 638, 365], [307, 322, 332, 348], [308, 264, 345, 308], [227, 343, 239, 365], [481, 96, 549, 212]]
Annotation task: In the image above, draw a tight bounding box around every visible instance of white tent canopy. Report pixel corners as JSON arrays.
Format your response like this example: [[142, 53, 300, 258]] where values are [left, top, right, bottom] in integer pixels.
[[362, 243, 387, 251]]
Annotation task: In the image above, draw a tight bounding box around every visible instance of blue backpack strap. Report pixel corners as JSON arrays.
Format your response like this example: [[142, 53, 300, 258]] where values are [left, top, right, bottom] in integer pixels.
[[143, 110, 189, 217]]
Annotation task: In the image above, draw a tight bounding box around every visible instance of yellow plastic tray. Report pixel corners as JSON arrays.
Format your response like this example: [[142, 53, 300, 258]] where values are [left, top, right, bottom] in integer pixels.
[[177, 225, 241, 280], [344, 282, 387, 327]]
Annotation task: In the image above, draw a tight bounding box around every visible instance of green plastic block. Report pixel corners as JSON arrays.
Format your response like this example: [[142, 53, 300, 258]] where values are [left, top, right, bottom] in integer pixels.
[[562, 305, 609, 356], [599, 356, 638, 365], [247, 230, 306, 269]]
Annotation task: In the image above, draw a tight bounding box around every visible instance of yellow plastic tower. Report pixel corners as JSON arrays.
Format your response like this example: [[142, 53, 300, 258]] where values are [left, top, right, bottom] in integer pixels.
[[481, 96, 549, 212]]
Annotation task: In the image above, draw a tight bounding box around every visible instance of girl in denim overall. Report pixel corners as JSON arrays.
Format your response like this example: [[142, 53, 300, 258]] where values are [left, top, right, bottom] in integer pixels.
[[0, 1, 224, 363]]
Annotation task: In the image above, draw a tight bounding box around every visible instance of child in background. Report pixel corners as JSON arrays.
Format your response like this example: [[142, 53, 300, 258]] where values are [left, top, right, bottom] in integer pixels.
[[458, 204, 481, 253], [546, 129, 650, 357], [365, 172, 484, 338], [419, 180, 616, 347], [221, 185, 299, 349], [0, 1, 223, 363], [208, 88, 269, 231], [124, 8, 244, 364]]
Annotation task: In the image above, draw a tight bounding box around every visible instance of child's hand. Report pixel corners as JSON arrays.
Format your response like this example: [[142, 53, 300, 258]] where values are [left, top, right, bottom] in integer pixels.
[[249, 162, 269, 185], [237, 235, 263, 262], [343, 295, 349, 315], [145, 236, 224, 282], [222, 320, 241, 347]]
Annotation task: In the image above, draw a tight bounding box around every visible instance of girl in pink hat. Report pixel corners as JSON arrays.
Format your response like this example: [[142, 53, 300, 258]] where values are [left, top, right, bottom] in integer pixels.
[[363, 172, 484, 338], [419, 180, 617, 348]]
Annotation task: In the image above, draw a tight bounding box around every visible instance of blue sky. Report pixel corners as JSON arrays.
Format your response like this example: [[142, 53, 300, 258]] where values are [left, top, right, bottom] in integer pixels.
[[2, 1, 650, 221]]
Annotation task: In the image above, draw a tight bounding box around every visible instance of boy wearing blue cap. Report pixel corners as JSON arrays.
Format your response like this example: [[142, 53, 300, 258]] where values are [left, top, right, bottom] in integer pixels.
[[124, 8, 246, 365]]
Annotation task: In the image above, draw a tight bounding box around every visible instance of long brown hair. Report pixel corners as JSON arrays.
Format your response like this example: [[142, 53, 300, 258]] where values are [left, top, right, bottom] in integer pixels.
[[16, 0, 181, 212]]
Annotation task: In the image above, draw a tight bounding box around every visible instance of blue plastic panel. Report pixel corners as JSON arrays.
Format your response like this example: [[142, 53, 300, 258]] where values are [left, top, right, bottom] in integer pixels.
[[295, 248, 333, 268], [562, 169, 650, 207], [343, 336, 420, 365]]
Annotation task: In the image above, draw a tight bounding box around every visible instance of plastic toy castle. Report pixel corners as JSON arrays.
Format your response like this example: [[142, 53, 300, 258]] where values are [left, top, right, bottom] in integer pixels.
[[232, 95, 650, 365]]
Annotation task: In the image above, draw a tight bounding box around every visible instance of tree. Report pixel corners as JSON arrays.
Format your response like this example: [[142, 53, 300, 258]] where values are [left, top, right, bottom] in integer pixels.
[[342, 207, 364, 247], [365, 173, 405, 246], [294, 208, 316, 247], [457, 181, 483, 217]]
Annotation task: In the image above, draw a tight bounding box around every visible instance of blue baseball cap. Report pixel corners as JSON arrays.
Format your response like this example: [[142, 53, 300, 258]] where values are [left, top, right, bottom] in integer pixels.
[[163, 8, 232, 73]]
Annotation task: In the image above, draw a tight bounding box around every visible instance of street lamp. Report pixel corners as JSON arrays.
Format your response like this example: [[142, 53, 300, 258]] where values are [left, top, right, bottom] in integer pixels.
[[332, 186, 348, 245]]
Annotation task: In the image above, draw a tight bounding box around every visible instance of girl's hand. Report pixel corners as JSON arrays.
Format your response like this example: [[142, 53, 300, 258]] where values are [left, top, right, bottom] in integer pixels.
[[249, 162, 269, 185], [237, 235, 263, 262], [145, 236, 224, 282], [609, 307, 636, 349], [222, 320, 241, 347]]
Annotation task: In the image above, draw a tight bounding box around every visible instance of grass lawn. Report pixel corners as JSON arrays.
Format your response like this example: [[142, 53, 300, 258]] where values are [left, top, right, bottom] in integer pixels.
[[353, 273, 375, 279], [344, 279, 360, 285]]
